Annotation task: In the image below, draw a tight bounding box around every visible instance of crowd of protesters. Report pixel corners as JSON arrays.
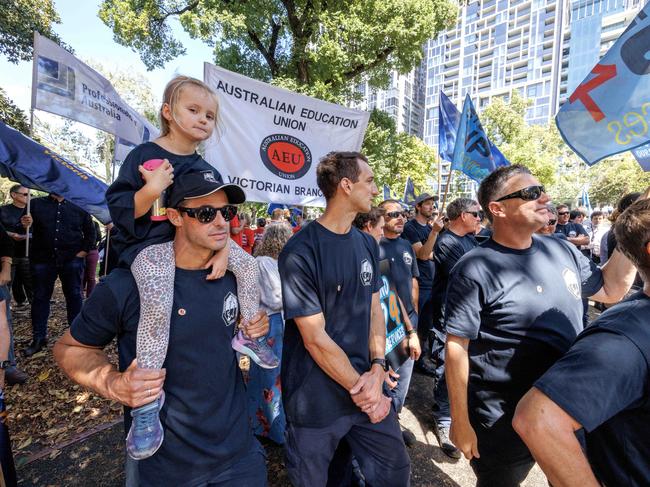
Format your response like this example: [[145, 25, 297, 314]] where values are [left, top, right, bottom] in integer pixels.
[[0, 75, 648, 487]]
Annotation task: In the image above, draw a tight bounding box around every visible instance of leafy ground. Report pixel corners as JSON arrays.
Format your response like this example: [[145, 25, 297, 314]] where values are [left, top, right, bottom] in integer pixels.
[[7, 283, 579, 486]]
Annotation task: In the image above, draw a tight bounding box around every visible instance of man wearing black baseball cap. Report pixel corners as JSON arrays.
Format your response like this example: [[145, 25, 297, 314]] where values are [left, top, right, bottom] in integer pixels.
[[55, 172, 269, 486]]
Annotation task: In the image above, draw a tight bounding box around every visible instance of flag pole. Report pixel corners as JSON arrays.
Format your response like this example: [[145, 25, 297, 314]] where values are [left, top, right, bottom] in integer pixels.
[[436, 153, 442, 205], [103, 225, 111, 277], [440, 170, 454, 214]]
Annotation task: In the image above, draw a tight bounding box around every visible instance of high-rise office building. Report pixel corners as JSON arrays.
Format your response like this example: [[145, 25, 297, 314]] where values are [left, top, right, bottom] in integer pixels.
[[352, 63, 426, 138]]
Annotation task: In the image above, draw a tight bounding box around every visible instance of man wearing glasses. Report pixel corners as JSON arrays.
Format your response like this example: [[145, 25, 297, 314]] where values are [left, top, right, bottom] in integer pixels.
[[402, 193, 444, 376], [444, 165, 636, 486], [0, 185, 32, 311], [54, 172, 269, 486], [0, 185, 31, 385], [555, 204, 589, 248], [377, 199, 420, 444], [428, 197, 481, 459]]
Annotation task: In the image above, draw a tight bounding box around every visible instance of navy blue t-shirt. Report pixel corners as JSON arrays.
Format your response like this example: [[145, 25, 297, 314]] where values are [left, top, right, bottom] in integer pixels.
[[105, 142, 218, 265], [432, 230, 478, 310], [536, 291, 650, 487], [279, 221, 382, 427], [555, 222, 587, 241], [379, 236, 419, 318], [70, 268, 252, 487], [444, 235, 603, 425], [402, 219, 435, 288]]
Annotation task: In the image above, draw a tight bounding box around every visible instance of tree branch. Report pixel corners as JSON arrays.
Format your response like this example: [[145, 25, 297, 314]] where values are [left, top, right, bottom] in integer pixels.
[[155, 1, 200, 24], [247, 28, 279, 76], [326, 46, 395, 85]]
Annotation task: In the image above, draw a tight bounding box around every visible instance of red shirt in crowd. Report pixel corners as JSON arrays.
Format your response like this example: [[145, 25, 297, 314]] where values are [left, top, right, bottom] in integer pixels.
[[241, 227, 255, 254], [230, 215, 243, 247]]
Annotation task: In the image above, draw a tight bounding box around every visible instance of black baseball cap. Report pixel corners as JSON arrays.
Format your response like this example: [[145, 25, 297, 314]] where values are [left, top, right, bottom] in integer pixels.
[[168, 170, 246, 208], [415, 193, 438, 206]]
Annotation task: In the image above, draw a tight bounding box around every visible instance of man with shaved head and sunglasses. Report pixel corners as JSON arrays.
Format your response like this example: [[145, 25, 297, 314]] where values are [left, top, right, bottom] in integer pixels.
[[443, 165, 637, 486], [55, 172, 270, 486]]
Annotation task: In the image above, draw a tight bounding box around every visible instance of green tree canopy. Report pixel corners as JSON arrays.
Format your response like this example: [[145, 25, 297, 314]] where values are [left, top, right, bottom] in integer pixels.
[[362, 109, 437, 196], [99, 0, 456, 101], [0, 87, 30, 135], [481, 91, 562, 189], [0, 0, 61, 63]]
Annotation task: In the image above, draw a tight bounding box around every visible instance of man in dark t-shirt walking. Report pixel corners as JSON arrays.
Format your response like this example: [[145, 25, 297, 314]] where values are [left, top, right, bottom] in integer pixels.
[[279, 152, 410, 487], [429, 197, 480, 458], [402, 193, 444, 375], [54, 173, 269, 487], [444, 165, 637, 486], [514, 194, 650, 487]]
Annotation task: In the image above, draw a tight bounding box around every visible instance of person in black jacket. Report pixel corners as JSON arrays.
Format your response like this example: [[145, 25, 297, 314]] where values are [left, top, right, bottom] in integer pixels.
[[20, 194, 95, 357], [0, 185, 32, 308]]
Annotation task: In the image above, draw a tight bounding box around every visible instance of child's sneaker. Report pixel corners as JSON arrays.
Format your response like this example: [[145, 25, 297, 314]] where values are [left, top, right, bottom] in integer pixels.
[[126, 392, 165, 460], [232, 330, 279, 369]]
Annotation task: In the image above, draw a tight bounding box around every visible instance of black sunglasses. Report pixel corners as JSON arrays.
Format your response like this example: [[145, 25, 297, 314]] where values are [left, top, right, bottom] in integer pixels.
[[496, 185, 545, 202], [13, 192, 28, 196], [464, 210, 483, 219], [176, 204, 238, 223], [557, 211, 569, 215], [386, 210, 409, 219], [548, 219, 557, 225]]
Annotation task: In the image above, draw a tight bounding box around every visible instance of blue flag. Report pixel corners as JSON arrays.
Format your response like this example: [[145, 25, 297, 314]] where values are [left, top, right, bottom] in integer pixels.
[[632, 142, 650, 171], [383, 184, 391, 201], [556, 2, 650, 165], [440, 91, 509, 169], [403, 177, 416, 207], [267, 203, 288, 215], [452, 95, 508, 182], [579, 185, 593, 213], [439, 91, 461, 162], [0, 121, 110, 223]]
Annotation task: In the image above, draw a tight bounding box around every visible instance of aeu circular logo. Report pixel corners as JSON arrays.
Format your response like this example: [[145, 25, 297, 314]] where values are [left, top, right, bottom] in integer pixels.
[[259, 134, 312, 180]]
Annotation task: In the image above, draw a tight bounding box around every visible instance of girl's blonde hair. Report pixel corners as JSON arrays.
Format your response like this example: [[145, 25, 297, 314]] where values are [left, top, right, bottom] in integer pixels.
[[159, 76, 219, 136]]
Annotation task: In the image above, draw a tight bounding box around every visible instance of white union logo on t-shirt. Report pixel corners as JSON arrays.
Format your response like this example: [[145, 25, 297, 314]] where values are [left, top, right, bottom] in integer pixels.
[[402, 251, 413, 266], [562, 268, 581, 300], [222, 292, 239, 326], [360, 259, 373, 287]]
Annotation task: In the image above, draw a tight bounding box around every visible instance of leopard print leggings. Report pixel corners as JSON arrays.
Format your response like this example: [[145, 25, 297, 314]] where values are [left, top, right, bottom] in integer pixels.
[[132, 241, 260, 370]]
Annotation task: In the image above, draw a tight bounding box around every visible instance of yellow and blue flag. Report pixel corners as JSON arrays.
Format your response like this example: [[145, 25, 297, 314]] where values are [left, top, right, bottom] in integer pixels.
[[451, 95, 508, 182], [556, 2, 650, 165], [403, 177, 418, 207], [0, 121, 110, 223]]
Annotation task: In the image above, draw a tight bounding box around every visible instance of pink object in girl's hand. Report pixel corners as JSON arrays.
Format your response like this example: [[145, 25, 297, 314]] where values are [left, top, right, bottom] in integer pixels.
[[142, 159, 168, 221]]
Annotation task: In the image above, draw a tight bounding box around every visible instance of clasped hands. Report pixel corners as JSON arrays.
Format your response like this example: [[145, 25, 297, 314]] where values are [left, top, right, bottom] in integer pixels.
[[349, 366, 391, 424]]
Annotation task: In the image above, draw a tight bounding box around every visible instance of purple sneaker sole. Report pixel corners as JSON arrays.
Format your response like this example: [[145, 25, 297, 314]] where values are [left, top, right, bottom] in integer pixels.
[[232, 331, 279, 369]]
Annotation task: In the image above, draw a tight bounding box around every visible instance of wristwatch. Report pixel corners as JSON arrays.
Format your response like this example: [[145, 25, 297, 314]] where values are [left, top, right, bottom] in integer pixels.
[[371, 358, 387, 371], [0, 360, 11, 370], [406, 329, 417, 336]]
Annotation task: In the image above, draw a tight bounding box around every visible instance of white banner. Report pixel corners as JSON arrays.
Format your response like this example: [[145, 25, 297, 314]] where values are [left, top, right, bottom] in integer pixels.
[[32, 32, 152, 144], [203, 63, 370, 206]]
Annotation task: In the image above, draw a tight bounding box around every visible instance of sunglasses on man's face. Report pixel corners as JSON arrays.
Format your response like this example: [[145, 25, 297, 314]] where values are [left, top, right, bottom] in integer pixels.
[[385, 210, 408, 219], [548, 219, 557, 225], [464, 210, 483, 219], [176, 204, 238, 223], [495, 185, 545, 202], [13, 192, 28, 196], [557, 211, 569, 216]]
